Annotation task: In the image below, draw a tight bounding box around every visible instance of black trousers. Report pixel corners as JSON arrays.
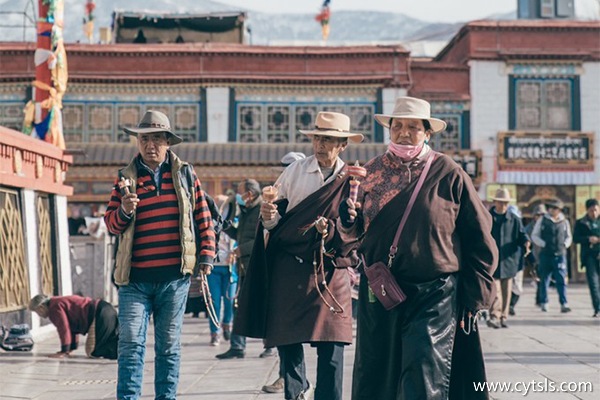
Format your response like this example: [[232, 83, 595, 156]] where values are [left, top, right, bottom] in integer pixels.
[[278, 342, 344, 400], [91, 300, 119, 359]]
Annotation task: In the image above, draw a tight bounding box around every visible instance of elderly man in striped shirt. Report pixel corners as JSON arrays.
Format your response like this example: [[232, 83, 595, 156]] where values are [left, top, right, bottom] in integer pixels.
[[104, 110, 216, 400]]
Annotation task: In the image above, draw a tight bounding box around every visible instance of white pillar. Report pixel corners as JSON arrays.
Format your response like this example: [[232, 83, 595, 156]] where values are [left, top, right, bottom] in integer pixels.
[[206, 87, 230, 143], [55, 195, 72, 295], [21, 189, 40, 329], [381, 88, 408, 143], [469, 60, 509, 197]]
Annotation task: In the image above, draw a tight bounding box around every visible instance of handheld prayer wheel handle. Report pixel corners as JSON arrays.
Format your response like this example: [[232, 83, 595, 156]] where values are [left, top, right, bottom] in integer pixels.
[[346, 161, 366, 223]]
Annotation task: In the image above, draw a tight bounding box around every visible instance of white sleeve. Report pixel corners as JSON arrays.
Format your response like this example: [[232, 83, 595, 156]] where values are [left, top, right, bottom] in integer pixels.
[[564, 220, 573, 249]]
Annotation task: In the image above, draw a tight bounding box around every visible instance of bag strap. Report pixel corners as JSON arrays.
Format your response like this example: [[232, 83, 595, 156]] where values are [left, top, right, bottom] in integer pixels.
[[387, 150, 437, 267]]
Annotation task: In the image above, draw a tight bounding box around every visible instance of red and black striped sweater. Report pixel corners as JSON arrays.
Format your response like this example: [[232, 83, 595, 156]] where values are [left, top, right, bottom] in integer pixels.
[[104, 155, 215, 282]]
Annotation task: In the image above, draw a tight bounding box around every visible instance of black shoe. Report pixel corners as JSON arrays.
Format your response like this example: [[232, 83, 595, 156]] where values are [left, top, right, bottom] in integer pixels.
[[259, 347, 276, 358], [501, 320, 508, 328], [215, 348, 245, 359], [486, 318, 501, 329], [508, 306, 515, 316]]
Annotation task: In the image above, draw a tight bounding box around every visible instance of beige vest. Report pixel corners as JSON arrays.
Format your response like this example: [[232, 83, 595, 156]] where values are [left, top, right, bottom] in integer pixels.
[[113, 152, 198, 285]]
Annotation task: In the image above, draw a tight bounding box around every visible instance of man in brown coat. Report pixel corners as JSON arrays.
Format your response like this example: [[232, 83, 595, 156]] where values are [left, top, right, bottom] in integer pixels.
[[233, 112, 363, 400]]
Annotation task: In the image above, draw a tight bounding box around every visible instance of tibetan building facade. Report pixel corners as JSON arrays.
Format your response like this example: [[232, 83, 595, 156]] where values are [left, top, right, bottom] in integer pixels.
[[1, 19, 599, 283]]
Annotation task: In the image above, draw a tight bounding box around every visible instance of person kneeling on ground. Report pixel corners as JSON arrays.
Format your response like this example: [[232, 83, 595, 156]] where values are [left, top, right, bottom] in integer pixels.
[[29, 294, 118, 359]]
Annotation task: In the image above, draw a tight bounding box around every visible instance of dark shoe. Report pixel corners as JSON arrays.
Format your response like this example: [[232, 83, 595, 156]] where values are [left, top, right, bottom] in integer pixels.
[[210, 333, 220, 347], [593, 311, 599, 318], [561, 304, 571, 313], [259, 347, 276, 358], [508, 306, 516, 316], [486, 318, 501, 329], [215, 348, 245, 359], [501, 320, 508, 328], [261, 377, 284, 393], [222, 323, 231, 341]]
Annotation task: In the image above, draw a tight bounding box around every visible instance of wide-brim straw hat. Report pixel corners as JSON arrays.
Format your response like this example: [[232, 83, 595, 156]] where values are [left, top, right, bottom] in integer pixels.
[[124, 110, 183, 145], [299, 112, 364, 143], [374, 97, 447, 133], [491, 188, 513, 202]]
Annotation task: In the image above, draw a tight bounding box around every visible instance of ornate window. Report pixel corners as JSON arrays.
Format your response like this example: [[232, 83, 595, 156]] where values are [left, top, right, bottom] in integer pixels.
[[63, 103, 85, 143], [88, 104, 114, 142], [238, 105, 262, 143], [429, 114, 461, 151], [515, 79, 572, 130], [237, 102, 375, 143], [294, 106, 317, 143], [62, 102, 201, 143], [116, 105, 142, 142], [0, 103, 25, 132]]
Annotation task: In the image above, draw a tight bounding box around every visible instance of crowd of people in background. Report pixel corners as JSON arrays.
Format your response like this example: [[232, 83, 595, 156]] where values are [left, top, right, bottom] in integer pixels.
[[28, 100, 600, 400]]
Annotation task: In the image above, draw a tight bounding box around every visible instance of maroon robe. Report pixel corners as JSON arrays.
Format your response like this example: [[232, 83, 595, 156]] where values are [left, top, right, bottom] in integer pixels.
[[233, 171, 359, 347]]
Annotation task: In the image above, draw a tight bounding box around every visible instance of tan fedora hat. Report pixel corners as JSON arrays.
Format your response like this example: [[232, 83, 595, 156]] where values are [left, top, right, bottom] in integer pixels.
[[374, 97, 447, 133], [491, 188, 513, 202], [124, 110, 183, 145], [545, 198, 564, 210], [299, 112, 364, 143]]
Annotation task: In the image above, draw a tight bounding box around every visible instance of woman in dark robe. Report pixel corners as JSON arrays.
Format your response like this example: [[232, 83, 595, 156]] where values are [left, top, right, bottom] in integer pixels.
[[340, 97, 498, 400]]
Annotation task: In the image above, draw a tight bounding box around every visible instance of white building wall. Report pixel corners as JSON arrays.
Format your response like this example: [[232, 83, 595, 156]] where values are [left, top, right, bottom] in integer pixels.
[[469, 60, 508, 197], [381, 87, 408, 143], [580, 62, 600, 183], [206, 87, 230, 143]]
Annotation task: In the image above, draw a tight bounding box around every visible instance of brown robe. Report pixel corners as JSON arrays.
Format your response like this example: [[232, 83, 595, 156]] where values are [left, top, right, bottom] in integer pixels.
[[233, 171, 359, 347], [353, 153, 497, 400]]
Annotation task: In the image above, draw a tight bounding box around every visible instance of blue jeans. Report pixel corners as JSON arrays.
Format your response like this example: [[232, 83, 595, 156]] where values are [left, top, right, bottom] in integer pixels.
[[539, 254, 568, 305], [584, 254, 600, 312], [117, 276, 190, 400], [207, 266, 237, 333]]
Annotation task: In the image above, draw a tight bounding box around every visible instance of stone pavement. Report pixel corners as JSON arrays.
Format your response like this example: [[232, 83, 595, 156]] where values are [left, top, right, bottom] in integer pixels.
[[0, 283, 598, 400]]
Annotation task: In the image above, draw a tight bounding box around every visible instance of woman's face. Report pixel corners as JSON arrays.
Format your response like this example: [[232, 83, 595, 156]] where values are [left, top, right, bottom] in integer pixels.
[[389, 118, 431, 146]]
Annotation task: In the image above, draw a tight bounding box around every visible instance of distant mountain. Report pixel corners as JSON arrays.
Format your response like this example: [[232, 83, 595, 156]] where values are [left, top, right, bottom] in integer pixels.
[[247, 11, 431, 44], [0, 0, 597, 55]]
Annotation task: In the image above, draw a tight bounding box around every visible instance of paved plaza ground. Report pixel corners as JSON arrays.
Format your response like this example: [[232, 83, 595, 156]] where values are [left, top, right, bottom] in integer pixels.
[[0, 283, 598, 399]]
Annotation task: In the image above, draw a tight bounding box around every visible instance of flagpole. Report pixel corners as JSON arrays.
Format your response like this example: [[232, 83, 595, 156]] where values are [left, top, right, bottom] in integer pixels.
[[35, 0, 52, 123], [23, 0, 67, 149]]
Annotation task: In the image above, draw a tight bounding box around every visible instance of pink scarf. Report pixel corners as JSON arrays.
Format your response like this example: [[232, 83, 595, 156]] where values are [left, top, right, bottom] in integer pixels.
[[387, 142, 424, 162]]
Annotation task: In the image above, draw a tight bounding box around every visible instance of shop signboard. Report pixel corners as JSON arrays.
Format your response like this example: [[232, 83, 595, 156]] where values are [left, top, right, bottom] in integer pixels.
[[498, 132, 594, 170]]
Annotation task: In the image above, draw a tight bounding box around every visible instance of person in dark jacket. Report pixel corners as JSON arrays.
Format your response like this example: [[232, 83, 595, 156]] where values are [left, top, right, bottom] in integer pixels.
[[532, 198, 573, 313], [573, 198, 600, 317], [487, 188, 530, 329], [215, 178, 262, 359], [29, 294, 118, 359]]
